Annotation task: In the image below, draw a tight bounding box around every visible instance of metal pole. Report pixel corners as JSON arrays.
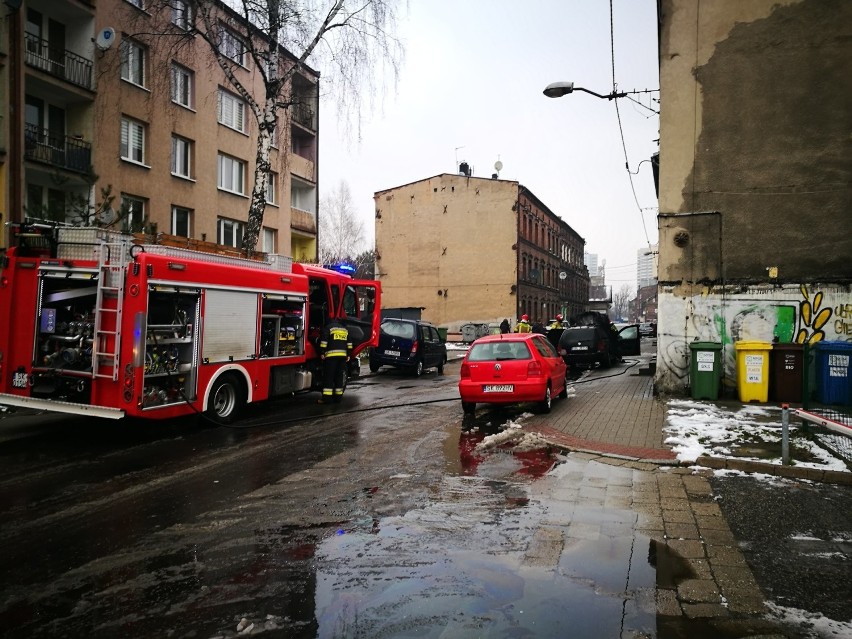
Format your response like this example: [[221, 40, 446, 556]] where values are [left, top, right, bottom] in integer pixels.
[[781, 403, 790, 465]]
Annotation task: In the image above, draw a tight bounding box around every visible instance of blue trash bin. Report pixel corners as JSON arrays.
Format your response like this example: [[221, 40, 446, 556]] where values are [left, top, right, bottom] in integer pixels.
[[814, 341, 852, 405]]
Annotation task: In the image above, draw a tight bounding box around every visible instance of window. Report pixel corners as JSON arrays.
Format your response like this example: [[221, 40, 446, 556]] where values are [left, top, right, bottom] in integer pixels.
[[218, 218, 245, 248], [120, 38, 146, 87], [171, 135, 192, 178], [262, 227, 276, 254], [172, 0, 192, 30], [171, 206, 191, 237], [171, 63, 193, 108], [217, 88, 245, 132], [219, 27, 244, 66], [121, 195, 146, 232], [266, 172, 277, 204], [217, 153, 245, 195], [120, 117, 146, 164]]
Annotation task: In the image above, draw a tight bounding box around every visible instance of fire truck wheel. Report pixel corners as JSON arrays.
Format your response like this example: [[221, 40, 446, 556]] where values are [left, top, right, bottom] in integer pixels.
[[207, 374, 245, 425]]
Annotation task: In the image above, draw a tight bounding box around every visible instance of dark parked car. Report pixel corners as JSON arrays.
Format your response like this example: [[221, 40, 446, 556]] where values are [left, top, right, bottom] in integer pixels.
[[369, 318, 447, 376], [558, 313, 640, 371], [458, 333, 568, 414], [639, 322, 657, 338]]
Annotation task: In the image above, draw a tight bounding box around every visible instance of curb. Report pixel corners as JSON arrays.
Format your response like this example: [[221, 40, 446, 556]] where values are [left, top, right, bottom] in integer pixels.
[[529, 425, 852, 486], [694, 454, 852, 486]]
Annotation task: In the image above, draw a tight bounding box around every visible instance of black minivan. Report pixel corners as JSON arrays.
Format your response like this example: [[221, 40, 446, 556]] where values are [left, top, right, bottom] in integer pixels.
[[369, 318, 448, 376]]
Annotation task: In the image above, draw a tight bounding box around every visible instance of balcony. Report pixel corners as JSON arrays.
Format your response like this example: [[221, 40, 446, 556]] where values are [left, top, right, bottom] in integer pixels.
[[25, 34, 94, 91], [290, 153, 315, 181], [24, 124, 92, 173], [290, 208, 317, 234], [292, 103, 316, 131]]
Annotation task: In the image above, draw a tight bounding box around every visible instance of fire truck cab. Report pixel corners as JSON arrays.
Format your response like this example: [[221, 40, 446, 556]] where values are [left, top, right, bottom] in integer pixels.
[[0, 223, 381, 423]]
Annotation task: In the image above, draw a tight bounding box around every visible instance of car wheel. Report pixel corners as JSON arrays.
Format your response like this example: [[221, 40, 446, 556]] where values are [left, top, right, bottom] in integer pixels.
[[600, 352, 612, 369], [206, 374, 245, 425], [538, 385, 552, 413], [369, 361, 380, 373], [462, 401, 476, 414], [413, 359, 424, 377], [559, 381, 569, 399], [437, 355, 446, 375]]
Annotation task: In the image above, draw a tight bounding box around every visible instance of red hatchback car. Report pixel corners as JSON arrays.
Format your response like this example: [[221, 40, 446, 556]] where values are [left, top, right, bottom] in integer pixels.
[[458, 333, 569, 414]]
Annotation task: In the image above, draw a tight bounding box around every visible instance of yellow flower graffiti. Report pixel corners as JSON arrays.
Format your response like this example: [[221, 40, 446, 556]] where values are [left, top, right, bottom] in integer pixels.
[[797, 284, 831, 344]]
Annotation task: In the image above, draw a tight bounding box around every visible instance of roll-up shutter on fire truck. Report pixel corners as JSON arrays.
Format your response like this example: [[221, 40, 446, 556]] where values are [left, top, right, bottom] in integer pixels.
[[202, 290, 258, 362]]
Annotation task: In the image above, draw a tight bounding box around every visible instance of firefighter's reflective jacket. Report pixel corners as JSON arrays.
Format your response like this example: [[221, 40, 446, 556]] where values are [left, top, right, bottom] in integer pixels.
[[319, 320, 352, 358]]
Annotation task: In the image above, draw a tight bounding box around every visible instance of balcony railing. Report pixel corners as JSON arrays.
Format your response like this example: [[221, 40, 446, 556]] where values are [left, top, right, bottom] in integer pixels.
[[25, 33, 94, 91], [290, 207, 317, 234], [24, 124, 92, 173], [292, 103, 316, 131]]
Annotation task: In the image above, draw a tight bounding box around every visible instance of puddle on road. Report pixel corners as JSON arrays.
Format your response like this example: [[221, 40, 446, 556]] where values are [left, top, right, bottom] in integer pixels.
[[310, 446, 665, 638]]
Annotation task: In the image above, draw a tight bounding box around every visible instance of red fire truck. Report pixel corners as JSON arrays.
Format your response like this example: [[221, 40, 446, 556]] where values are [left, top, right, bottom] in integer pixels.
[[0, 222, 381, 423]]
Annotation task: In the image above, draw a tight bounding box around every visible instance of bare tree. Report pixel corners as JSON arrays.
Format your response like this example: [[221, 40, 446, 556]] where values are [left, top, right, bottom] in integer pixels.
[[138, 0, 402, 253], [612, 284, 633, 321], [318, 180, 365, 264]]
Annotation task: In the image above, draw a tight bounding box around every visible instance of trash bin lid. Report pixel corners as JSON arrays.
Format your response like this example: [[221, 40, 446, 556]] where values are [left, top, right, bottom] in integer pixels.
[[689, 341, 722, 351], [813, 340, 852, 352], [772, 342, 804, 351], [734, 340, 773, 351]]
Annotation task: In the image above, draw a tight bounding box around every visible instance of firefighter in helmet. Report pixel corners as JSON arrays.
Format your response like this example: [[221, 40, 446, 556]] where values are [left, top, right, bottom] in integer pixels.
[[318, 316, 352, 403], [515, 314, 532, 333], [547, 313, 565, 348]]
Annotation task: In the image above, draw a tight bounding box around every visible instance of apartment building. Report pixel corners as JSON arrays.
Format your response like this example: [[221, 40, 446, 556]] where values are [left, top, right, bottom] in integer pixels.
[[1, 0, 319, 261], [374, 172, 589, 331], [655, 0, 852, 393]]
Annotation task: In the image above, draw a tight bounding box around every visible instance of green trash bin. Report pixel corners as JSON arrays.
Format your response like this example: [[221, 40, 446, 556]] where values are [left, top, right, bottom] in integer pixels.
[[437, 327, 448, 342], [690, 341, 723, 400]]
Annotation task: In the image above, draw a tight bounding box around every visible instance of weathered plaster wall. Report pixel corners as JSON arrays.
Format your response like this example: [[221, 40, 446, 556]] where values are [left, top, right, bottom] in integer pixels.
[[374, 174, 519, 329], [657, 284, 852, 394], [655, 0, 852, 393]]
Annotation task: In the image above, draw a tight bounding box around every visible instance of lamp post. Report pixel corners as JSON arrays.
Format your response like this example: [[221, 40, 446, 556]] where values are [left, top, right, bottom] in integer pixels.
[[542, 81, 628, 101]]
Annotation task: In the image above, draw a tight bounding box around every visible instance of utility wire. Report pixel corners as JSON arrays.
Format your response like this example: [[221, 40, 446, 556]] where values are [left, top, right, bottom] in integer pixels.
[[609, 0, 653, 249]]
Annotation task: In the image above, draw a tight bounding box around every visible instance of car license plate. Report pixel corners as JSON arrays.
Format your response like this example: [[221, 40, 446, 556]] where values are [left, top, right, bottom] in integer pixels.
[[483, 384, 513, 393], [572, 346, 589, 351], [384, 349, 400, 357]]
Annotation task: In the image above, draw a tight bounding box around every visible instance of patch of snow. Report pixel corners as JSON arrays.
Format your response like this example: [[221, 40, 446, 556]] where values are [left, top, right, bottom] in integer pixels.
[[664, 399, 850, 472], [764, 601, 852, 639]]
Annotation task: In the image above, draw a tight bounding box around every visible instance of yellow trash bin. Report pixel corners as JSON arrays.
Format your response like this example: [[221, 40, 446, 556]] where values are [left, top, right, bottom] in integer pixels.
[[734, 341, 773, 402]]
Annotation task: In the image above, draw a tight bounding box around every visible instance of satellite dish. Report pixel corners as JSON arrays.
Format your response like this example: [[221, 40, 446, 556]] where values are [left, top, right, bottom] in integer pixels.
[[494, 160, 503, 173], [95, 27, 116, 51]]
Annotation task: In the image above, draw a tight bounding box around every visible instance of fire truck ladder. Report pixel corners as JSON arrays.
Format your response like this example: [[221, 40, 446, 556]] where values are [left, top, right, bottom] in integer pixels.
[[93, 242, 128, 381]]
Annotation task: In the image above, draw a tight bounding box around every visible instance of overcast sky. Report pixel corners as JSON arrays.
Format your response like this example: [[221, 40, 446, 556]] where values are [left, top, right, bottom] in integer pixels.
[[318, 0, 660, 290]]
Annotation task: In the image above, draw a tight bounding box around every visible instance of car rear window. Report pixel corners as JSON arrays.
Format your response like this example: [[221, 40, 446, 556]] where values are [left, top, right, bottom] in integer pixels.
[[562, 327, 598, 341], [468, 341, 532, 361], [381, 320, 416, 340]]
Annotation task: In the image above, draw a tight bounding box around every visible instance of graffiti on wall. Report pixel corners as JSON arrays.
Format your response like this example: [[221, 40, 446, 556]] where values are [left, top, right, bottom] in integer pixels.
[[656, 284, 851, 393], [796, 285, 832, 344]]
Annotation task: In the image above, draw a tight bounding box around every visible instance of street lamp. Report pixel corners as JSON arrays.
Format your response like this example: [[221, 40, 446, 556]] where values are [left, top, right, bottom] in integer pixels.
[[543, 81, 627, 101]]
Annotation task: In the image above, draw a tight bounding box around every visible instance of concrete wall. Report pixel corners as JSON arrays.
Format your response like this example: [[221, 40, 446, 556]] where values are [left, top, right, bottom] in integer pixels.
[[374, 174, 520, 330], [658, 283, 852, 394], [656, 0, 852, 393]]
